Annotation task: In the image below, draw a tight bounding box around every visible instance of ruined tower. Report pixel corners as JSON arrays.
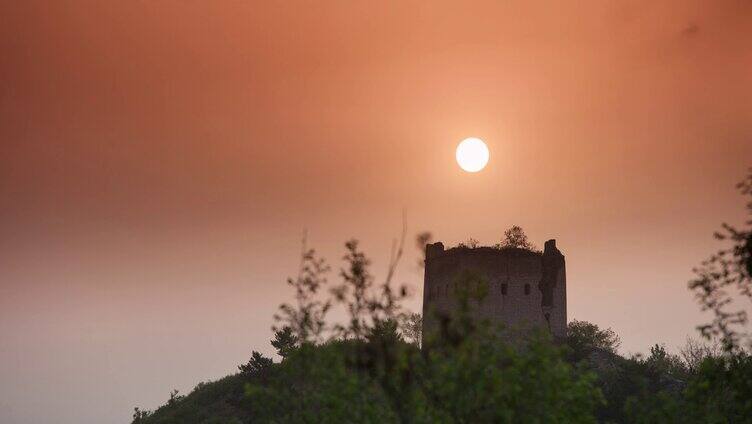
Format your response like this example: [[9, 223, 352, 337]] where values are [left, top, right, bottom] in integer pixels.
[[422, 239, 567, 341]]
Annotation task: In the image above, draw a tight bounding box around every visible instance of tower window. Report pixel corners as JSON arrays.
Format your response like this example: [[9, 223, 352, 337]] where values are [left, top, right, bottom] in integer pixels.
[[501, 283, 508, 295], [524, 284, 531, 295]]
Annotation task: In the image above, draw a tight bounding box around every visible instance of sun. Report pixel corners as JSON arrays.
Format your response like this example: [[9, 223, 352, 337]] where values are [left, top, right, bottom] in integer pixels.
[[456, 137, 489, 172]]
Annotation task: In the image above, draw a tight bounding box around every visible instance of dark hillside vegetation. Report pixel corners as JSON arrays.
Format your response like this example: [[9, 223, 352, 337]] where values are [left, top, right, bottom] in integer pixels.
[[133, 375, 249, 424], [135, 318, 751, 424], [136, 169, 752, 424]]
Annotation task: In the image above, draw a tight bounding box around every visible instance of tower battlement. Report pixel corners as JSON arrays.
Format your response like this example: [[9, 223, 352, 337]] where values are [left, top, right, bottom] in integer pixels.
[[422, 239, 567, 341]]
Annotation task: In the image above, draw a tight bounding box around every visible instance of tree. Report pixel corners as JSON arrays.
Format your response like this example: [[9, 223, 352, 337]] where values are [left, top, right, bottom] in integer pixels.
[[566, 319, 621, 361], [238, 351, 273, 377], [247, 314, 602, 424], [679, 337, 720, 373], [271, 326, 298, 359], [457, 238, 479, 248], [496, 225, 536, 251], [366, 318, 404, 345], [138, 235, 604, 423], [330, 237, 408, 340], [626, 352, 752, 423], [166, 389, 184, 407], [132, 407, 151, 423], [689, 169, 752, 351], [644, 344, 687, 380], [273, 233, 331, 343], [682, 353, 752, 422], [400, 312, 422, 347]]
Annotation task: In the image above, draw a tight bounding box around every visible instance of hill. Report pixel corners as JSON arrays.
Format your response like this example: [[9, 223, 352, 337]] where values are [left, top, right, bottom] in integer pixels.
[[133, 374, 250, 424], [133, 318, 752, 424]]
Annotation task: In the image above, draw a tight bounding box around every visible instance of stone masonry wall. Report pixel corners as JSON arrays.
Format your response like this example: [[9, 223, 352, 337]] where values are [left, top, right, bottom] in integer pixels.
[[422, 239, 567, 342]]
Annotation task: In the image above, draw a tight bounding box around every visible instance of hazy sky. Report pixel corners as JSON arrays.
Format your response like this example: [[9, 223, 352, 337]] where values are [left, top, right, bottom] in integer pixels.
[[2, 1, 751, 423]]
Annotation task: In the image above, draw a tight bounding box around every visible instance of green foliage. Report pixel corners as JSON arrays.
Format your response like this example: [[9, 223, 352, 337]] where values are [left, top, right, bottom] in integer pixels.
[[132, 407, 151, 423], [239, 239, 603, 423], [456, 238, 479, 249], [136, 199, 752, 423], [689, 169, 752, 351], [624, 353, 752, 424], [137, 293, 733, 424], [624, 390, 682, 424], [245, 341, 401, 423], [166, 390, 184, 407], [273, 235, 331, 344], [242, 328, 601, 423], [238, 351, 273, 377], [132, 375, 252, 424], [495, 226, 537, 251], [418, 332, 602, 423], [565, 319, 621, 362], [271, 326, 298, 359], [680, 337, 720, 373], [644, 344, 688, 380], [682, 353, 752, 423], [399, 312, 422, 347], [330, 238, 408, 340]]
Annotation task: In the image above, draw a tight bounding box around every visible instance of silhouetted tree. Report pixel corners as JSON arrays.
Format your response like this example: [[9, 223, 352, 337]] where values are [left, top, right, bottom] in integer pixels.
[[132, 407, 151, 423], [681, 353, 752, 422], [566, 319, 621, 362], [331, 234, 408, 340], [457, 237, 479, 248], [132, 190, 752, 423], [689, 168, 752, 351], [166, 389, 184, 407], [496, 225, 536, 250], [400, 312, 422, 347], [644, 344, 688, 380], [138, 233, 603, 423], [238, 351, 273, 377], [273, 233, 331, 343], [270, 326, 298, 359], [679, 337, 720, 373], [366, 318, 403, 345]]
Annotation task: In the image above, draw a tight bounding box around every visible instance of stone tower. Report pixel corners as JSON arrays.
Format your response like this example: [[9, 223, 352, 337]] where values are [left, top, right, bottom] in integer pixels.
[[422, 239, 567, 341]]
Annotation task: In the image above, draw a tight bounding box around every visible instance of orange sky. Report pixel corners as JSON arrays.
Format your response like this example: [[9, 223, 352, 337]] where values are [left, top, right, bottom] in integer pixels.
[[1, 1, 751, 423]]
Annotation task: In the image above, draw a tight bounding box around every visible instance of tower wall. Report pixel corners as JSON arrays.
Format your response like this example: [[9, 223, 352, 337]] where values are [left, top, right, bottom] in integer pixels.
[[422, 239, 567, 341]]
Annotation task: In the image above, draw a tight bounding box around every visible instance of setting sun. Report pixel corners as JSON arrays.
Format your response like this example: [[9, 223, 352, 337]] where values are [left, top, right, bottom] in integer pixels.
[[456, 137, 489, 172]]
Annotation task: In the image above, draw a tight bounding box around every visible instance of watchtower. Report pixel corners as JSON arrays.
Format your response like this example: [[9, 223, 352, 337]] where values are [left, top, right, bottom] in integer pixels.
[[422, 239, 567, 341]]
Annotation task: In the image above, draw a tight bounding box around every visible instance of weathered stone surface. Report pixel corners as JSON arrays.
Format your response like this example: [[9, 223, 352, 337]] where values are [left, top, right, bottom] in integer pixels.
[[422, 239, 567, 342]]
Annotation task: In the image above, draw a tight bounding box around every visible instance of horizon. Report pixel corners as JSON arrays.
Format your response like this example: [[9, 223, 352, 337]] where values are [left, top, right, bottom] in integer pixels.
[[2, 1, 751, 423]]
